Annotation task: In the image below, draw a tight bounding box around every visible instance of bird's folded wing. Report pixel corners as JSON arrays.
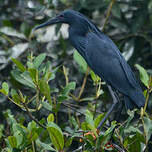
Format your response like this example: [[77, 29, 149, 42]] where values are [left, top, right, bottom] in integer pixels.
[[84, 32, 140, 93]]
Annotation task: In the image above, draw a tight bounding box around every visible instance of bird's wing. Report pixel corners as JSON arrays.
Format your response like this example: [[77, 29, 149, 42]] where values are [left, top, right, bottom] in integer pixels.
[[84, 32, 140, 94], [106, 35, 141, 89]]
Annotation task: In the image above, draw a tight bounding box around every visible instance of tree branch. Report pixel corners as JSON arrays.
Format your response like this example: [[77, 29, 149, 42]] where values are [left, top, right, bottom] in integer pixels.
[[22, 102, 46, 129]]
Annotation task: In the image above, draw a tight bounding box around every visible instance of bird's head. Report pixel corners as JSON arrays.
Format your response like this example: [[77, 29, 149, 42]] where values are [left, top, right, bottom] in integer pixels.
[[33, 10, 90, 31]]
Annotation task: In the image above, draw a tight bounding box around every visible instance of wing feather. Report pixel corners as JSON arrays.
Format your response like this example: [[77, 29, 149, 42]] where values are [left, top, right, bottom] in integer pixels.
[[84, 32, 140, 94]]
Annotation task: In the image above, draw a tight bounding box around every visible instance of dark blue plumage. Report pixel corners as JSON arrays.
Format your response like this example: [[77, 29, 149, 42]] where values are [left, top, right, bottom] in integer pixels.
[[34, 10, 145, 110]]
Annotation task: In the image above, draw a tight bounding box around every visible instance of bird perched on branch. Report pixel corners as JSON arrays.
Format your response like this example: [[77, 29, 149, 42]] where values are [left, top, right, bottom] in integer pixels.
[[33, 10, 145, 129]]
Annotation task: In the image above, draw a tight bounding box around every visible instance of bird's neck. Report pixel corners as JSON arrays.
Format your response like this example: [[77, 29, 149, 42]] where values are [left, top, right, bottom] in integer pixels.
[[68, 26, 88, 60], [69, 19, 89, 34], [69, 26, 85, 46]]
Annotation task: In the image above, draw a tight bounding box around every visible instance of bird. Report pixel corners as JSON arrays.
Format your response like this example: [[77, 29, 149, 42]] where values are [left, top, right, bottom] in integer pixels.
[[33, 10, 145, 129]]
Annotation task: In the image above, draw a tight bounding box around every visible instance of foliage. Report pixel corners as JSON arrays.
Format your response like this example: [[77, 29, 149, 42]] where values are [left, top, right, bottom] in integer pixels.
[[0, 54, 152, 151]]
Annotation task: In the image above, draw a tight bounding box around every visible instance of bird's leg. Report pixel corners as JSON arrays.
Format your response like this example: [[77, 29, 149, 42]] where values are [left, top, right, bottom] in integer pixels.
[[97, 85, 118, 130]]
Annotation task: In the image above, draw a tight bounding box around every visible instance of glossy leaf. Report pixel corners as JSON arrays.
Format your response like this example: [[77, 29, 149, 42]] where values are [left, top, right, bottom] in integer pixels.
[[12, 58, 26, 72], [41, 101, 52, 111], [90, 70, 100, 84], [135, 64, 149, 88], [14, 131, 23, 147], [36, 139, 56, 151], [0, 82, 9, 95], [73, 50, 87, 73], [11, 70, 36, 88], [61, 82, 76, 95], [47, 122, 64, 151], [39, 79, 51, 104], [8, 136, 17, 148], [143, 117, 152, 141], [33, 53, 46, 69], [47, 113, 54, 123], [94, 113, 105, 128], [11, 89, 21, 105], [28, 68, 38, 82], [65, 137, 74, 147]]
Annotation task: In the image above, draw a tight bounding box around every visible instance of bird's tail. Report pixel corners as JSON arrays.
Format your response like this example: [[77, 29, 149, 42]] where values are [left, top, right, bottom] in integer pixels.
[[124, 89, 145, 110]]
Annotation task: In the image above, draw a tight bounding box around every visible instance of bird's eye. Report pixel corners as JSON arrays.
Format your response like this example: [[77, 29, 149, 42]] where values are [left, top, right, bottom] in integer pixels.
[[59, 14, 64, 18]]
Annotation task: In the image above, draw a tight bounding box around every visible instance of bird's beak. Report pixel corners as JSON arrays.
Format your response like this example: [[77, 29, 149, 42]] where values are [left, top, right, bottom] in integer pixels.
[[33, 17, 60, 31]]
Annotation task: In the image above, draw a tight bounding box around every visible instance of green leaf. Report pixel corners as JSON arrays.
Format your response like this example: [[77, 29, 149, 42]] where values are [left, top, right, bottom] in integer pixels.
[[123, 133, 144, 152], [85, 110, 94, 127], [135, 64, 149, 88], [27, 121, 39, 141], [65, 137, 74, 148], [90, 70, 101, 84], [27, 61, 34, 69], [73, 50, 87, 73], [36, 139, 56, 151], [14, 131, 23, 147], [0, 88, 6, 95], [11, 89, 21, 105], [104, 121, 116, 136], [97, 122, 116, 150], [47, 122, 64, 151], [12, 124, 27, 144], [8, 136, 17, 148], [39, 80, 51, 104], [85, 110, 97, 136], [94, 113, 105, 128], [28, 130, 38, 141], [0, 125, 4, 139], [47, 113, 54, 123], [57, 95, 68, 103], [11, 70, 36, 89], [143, 117, 152, 141], [33, 53, 46, 69], [28, 68, 38, 82], [124, 126, 142, 134], [125, 110, 135, 128], [81, 122, 90, 131], [65, 137, 74, 147], [69, 116, 79, 130], [0, 82, 9, 96], [28, 121, 37, 131], [12, 58, 26, 72], [61, 82, 76, 95], [41, 101, 52, 111]]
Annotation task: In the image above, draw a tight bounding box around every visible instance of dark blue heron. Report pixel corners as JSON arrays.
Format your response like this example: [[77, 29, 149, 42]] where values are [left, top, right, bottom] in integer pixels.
[[33, 10, 145, 129]]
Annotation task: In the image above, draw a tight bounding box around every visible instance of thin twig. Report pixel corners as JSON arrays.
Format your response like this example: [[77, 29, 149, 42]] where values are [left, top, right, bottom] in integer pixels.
[[22, 102, 46, 129], [53, 96, 58, 124], [102, 0, 116, 32], [77, 66, 90, 100], [66, 102, 103, 114], [62, 102, 85, 115], [63, 66, 69, 85], [32, 141, 36, 152]]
